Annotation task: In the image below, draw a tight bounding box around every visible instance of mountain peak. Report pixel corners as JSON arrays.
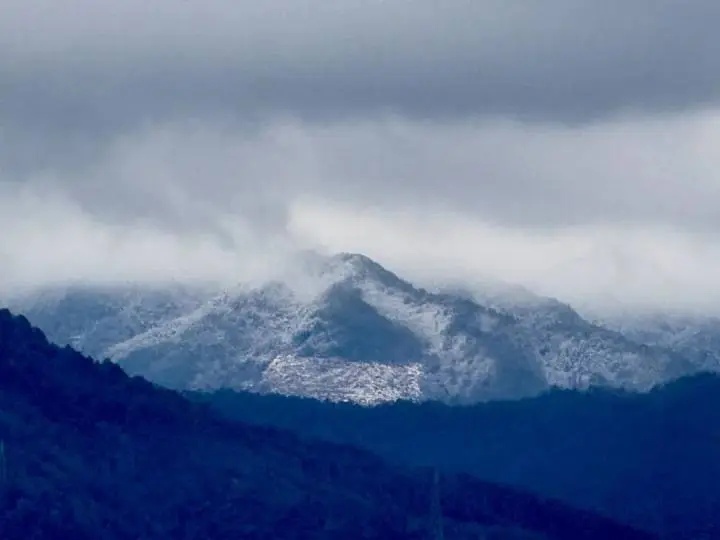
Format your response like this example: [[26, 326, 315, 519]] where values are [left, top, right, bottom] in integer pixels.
[[9, 251, 707, 406], [332, 251, 375, 265], [331, 252, 394, 273], [327, 252, 415, 291], [281, 251, 413, 301]]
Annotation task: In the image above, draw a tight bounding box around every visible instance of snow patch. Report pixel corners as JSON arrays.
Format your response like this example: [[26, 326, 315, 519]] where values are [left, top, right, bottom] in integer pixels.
[[261, 355, 424, 405]]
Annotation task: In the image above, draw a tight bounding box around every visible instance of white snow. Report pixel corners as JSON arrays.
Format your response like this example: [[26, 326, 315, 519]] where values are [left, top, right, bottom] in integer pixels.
[[261, 355, 424, 405], [12, 253, 710, 405]]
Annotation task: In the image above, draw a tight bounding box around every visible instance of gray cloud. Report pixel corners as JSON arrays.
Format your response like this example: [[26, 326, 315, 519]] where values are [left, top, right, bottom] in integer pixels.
[[4, 1, 720, 312], [2, 114, 720, 312], [2, 0, 720, 152], [8, 114, 720, 234]]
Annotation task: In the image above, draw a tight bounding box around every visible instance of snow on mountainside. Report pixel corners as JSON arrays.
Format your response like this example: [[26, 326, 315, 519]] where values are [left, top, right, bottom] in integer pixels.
[[476, 291, 691, 390], [586, 308, 720, 374], [5, 283, 211, 356], [4, 253, 703, 404]]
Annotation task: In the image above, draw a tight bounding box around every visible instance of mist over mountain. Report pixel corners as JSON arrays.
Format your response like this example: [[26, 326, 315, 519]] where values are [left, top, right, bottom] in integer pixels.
[[585, 309, 720, 375], [6, 252, 712, 405]]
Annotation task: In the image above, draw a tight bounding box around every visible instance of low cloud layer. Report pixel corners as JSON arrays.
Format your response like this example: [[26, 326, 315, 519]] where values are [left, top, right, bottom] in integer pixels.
[[3, 2, 720, 312], [3, 114, 720, 312]]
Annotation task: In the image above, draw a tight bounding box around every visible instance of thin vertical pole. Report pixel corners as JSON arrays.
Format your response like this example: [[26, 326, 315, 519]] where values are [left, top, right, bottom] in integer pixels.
[[430, 468, 444, 540], [0, 440, 6, 486]]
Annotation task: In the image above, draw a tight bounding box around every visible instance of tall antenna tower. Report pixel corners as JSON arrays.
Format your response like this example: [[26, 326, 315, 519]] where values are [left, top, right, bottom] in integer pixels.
[[429, 467, 445, 540], [0, 440, 6, 486]]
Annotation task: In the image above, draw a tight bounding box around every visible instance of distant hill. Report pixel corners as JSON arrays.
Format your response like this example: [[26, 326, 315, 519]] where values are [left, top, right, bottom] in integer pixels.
[[0, 308, 653, 539], [199, 374, 720, 539]]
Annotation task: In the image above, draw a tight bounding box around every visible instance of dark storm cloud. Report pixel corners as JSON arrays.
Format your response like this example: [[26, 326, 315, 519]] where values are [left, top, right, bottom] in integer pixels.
[[4, 0, 720, 310], [2, 0, 720, 148]]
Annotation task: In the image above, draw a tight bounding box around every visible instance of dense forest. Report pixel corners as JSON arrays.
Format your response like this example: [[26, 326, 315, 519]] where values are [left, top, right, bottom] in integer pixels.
[[201, 373, 720, 539], [0, 309, 654, 539]]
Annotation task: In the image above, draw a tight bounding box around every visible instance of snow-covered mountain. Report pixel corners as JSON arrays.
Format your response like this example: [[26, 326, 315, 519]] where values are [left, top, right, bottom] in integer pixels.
[[586, 308, 720, 374], [4, 253, 701, 404]]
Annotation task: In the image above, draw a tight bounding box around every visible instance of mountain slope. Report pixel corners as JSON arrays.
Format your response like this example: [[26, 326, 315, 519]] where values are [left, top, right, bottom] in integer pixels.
[[6, 283, 210, 357], [0, 309, 654, 540], [200, 374, 720, 540], [588, 309, 720, 373], [476, 291, 692, 390], [5, 253, 697, 404]]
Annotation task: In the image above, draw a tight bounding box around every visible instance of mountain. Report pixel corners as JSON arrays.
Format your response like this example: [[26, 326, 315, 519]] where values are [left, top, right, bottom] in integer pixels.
[[587, 309, 720, 373], [6, 282, 210, 358], [471, 284, 693, 389], [199, 374, 720, 540], [6, 253, 696, 404], [0, 308, 655, 540]]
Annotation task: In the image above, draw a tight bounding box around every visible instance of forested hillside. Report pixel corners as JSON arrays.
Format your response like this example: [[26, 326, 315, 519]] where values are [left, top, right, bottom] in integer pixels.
[[202, 375, 720, 539], [0, 309, 653, 539]]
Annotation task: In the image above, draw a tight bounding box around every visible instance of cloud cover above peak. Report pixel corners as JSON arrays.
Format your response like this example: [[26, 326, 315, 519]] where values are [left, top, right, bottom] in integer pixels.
[[3, 1, 720, 313], [3, 0, 720, 140]]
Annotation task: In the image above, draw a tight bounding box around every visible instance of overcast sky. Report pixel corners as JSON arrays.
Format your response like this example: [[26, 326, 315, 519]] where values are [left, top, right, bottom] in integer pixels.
[[3, 1, 720, 312]]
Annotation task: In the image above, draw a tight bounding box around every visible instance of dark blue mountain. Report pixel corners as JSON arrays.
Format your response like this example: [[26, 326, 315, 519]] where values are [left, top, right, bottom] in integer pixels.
[[200, 374, 720, 540], [0, 309, 653, 539]]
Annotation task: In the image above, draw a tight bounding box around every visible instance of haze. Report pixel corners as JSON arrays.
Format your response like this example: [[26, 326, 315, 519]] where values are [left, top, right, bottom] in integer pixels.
[[3, 1, 720, 312]]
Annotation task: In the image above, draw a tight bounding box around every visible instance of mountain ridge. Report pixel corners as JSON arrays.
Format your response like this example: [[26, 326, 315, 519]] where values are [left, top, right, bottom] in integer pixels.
[[4, 252, 711, 404]]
